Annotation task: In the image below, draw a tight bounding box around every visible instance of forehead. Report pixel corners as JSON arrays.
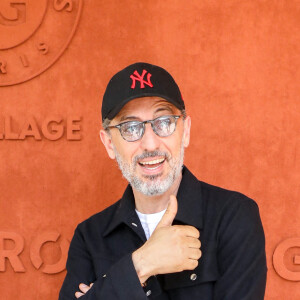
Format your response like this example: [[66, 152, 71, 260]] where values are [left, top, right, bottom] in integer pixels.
[[114, 97, 179, 121]]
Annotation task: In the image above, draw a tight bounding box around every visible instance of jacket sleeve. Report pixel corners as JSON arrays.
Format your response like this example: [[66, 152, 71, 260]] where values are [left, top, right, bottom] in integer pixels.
[[58, 226, 148, 300], [213, 196, 267, 300]]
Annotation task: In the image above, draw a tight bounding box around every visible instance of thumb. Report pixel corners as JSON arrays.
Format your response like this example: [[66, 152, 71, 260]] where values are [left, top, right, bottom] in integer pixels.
[[156, 195, 178, 228]]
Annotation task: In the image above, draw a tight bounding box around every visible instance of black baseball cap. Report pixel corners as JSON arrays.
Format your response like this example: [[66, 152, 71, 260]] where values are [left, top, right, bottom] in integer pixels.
[[101, 62, 185, 122]]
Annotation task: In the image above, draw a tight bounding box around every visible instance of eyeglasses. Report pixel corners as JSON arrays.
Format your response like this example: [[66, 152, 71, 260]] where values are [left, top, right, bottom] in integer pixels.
[[106, 115, 182, 142]]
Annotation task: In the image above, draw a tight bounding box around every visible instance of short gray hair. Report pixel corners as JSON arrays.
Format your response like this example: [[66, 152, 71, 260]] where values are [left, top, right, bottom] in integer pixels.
[[102, 118, 112, 131]]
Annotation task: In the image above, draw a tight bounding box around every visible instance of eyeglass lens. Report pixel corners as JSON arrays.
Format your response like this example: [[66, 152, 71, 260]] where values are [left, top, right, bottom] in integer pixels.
[[152, 116, 176, 137], [120, 116, 178, 142], [120, 122, 144, 141]]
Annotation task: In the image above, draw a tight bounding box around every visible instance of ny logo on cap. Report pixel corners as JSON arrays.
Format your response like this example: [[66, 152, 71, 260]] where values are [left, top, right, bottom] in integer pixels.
[[130, 70, 153, 89]]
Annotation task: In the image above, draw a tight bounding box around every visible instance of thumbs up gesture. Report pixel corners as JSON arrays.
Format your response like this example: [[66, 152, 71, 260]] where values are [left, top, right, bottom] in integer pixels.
[[132, 195, 202, 285]]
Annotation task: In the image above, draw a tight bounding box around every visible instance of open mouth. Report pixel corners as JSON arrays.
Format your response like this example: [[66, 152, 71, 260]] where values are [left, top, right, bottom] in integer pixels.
[[138, 157, 166, 170]]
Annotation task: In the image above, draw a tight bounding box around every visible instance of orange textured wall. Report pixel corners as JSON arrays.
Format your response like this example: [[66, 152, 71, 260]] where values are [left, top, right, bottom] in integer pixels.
[[0, 1, 299, 299]]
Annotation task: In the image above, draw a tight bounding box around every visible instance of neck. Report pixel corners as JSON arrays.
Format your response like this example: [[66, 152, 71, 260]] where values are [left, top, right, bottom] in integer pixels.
[[133, 172, 182, 214]]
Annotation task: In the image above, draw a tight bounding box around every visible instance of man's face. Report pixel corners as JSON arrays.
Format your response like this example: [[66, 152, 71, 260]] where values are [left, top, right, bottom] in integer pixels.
[[100, 97, 191, 196]]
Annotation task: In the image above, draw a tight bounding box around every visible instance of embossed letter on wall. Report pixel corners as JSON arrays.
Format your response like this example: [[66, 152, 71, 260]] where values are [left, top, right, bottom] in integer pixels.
[[0, 116, 82, 141], [0, 231, 70, 274], [273, 238, 300, 281], [0, 0, 83, 86]]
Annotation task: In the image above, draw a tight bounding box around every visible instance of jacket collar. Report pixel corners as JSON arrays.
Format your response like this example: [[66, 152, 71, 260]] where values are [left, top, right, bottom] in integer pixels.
[[103, 166, 203, 237]]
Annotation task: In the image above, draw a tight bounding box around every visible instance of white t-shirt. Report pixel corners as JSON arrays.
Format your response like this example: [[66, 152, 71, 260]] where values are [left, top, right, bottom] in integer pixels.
[[135, 208, 166, 240]]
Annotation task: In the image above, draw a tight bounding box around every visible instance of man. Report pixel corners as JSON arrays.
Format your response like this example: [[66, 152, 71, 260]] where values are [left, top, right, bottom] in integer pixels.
[[59, 62, 267, 300]]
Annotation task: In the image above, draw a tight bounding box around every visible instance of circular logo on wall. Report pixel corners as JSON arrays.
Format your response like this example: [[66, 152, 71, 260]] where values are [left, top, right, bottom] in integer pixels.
[[0, 0, 83, 86]]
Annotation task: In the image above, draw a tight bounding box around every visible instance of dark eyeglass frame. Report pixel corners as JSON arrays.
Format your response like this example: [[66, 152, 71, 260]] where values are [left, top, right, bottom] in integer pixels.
[[106, 115, 182, 142]]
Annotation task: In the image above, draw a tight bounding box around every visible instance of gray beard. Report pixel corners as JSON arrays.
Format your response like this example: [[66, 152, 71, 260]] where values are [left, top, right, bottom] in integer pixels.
[[113, 139, 185, 196]]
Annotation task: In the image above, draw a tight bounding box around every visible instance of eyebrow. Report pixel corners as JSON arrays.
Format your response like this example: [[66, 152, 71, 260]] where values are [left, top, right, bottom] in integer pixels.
[[119, 115, 140, 122], [154, 106, 174, 114]]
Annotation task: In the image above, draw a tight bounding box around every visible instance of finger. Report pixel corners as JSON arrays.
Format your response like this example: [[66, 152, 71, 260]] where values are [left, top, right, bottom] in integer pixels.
[[79, 283, 90, 294], [185, 236, 201, 249], [186, 258, 199, 270], [75, 291, 84, 298], [156, 195, 178, 228], [188, 248, 202, 260], [90, 283, 94, 288], [179, 225, 200, 238]]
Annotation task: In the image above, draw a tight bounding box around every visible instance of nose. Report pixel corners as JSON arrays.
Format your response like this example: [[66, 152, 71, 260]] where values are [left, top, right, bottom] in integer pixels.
[[139, 123, 161, 151]]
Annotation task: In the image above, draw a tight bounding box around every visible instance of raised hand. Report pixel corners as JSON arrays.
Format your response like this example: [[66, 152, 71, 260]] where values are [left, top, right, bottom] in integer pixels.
[[132, 195, 201, 284]]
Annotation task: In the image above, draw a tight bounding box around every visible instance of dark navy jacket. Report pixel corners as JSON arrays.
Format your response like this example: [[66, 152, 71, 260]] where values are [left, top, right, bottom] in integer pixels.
[[59, 166, 267, 299]]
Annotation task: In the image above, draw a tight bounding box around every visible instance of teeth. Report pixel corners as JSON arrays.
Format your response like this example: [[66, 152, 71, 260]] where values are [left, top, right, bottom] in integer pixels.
[[139, 158, 165, 165]]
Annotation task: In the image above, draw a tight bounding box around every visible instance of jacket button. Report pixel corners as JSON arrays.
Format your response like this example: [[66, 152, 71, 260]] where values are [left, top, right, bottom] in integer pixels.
[[146, 290, 151, 296], [190, 273, 197, 281]]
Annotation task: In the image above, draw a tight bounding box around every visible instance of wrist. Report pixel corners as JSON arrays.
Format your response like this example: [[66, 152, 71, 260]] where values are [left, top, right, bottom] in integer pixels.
[[132, 248, 153, 284]]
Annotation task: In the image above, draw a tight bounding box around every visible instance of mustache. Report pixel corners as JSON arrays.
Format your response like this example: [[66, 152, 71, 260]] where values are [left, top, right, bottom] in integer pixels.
[[133, 150, 171, 164]]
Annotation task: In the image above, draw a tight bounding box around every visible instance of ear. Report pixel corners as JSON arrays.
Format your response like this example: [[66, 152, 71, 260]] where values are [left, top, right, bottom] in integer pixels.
[[99, 129, 116, 159], [183, 116, 191, 148]]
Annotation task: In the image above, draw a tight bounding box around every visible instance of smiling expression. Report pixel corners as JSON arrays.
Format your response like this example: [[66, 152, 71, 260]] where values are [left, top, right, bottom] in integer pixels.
[[100, 96, 191, 196]]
